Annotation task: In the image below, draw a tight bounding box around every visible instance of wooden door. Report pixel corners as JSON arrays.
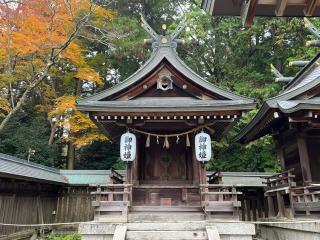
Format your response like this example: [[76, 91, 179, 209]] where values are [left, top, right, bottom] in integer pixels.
[[139, 135, 193, 184]]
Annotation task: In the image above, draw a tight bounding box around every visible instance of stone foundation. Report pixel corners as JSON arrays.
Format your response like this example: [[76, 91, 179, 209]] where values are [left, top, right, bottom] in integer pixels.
[[78, 221, 256, 240], [259, 221, 320, 240]]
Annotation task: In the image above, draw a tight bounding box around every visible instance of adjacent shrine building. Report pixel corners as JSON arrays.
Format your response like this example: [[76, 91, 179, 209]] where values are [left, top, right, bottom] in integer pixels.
[[236, 53, 320, 218], [77, 19, 254, 217]]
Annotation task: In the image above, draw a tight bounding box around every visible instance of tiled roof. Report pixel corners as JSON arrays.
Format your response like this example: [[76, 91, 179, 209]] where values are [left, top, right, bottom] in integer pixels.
[[235, 52, 320, 143], [0, 152, 272, 187], [60, 170, 114, 185], [0, 153, 68, 184], [77, 45, 254, 105]]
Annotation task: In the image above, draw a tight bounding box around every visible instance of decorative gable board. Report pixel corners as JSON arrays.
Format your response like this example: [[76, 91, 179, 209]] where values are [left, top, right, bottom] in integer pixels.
[[101, 61, 225, 101]]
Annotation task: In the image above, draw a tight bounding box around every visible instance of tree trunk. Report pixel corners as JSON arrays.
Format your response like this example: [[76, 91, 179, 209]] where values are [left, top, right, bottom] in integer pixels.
[[67, 142, 76, 170], [48, 120, 59, 145], [0, 68, 51, 133], [0, 86, 31, 132]]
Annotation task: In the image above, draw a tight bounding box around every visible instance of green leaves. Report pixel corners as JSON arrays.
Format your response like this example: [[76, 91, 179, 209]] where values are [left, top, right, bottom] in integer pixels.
[[37, 234, 81, 240]]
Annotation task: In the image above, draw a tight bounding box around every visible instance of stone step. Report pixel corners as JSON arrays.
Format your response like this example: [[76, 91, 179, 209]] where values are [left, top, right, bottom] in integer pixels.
[[127, 221, 206, 231], [128, 212, 205, 222], [131, 206, 202, 212], [126, 230, 208, 240]]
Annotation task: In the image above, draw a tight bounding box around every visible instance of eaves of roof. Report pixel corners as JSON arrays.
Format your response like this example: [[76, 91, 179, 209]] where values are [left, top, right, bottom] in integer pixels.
[[234, 56, 320, 143], [77, 99, 256, 113]]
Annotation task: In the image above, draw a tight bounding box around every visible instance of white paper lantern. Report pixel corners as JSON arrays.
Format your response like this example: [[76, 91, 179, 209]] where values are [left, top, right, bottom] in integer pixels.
[[195, 131, 212, 162], [120, 132, 137, 162]]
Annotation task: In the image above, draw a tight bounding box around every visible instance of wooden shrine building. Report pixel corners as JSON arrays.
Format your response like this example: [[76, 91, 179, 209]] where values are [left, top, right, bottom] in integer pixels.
[[235, 53, 320, 217], [77, 18, 255, 219], [201, 0, 320, 27]]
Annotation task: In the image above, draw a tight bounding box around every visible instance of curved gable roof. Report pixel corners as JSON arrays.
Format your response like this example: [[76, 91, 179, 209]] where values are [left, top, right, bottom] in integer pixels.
[[235, 53, 320, 143], [78, 45, 254, 105]]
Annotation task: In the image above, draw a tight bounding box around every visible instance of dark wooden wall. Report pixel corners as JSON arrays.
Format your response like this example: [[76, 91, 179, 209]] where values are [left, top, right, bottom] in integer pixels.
[[0, 178, 93, 236], [240, 188, 268, 221], [0, 179, 58, 235], [55, 187, 94, 223], [276, 130, 320, 185], [306, 137, 320, 182]]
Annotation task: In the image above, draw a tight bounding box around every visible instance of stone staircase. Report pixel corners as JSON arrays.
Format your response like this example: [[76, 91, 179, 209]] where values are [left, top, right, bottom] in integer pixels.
[[126, 221, 208, 240], [128, 207, 205, 222], [79, 212, 256, 240]]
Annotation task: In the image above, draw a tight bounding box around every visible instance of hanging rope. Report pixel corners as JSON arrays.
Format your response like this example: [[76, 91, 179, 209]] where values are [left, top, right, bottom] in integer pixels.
[[129, 123, 215, 138]]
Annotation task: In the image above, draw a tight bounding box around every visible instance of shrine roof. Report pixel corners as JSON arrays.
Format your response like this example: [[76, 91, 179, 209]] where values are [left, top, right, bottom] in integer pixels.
[[78, 98, 255, 113], [201, 0, 320, 27], [77, 45, 254, 107], [0, 153, 68, 185], [60, 170, 118, 186], [0, 152, 274, 187], [277, 99, 320, 113], [235, 53, 320, 143]]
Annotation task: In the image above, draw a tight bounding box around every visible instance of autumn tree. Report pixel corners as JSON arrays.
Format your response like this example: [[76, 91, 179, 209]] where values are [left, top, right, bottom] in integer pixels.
[[0, 0, 114, 132], [48, 96, 107, 169], [0, 0, 118, 168]]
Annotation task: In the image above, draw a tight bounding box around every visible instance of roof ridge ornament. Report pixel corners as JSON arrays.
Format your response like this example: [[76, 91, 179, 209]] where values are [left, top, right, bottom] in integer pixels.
[[140, 13, 186, 49]]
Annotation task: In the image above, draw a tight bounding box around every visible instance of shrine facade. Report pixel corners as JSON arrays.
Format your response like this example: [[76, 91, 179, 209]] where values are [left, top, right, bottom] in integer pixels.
[[77, 18, 254, 219]]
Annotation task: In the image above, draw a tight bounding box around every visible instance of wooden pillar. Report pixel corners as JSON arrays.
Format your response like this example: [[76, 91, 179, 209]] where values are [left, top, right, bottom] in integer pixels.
[[126, 162, 132, 184], [252, 199, 257, 221], [132, 135, 140, 185], [277, 147, 286, 171], [245, 199, 251, 221], [276, 191, 285, 217], [241, 198, 246, 221], [191, 135, 200, 185], [274, 136, 286, 171], [297, 133, 312, 184], [267, 195, 275, 217], [126, 162, 133, 207]]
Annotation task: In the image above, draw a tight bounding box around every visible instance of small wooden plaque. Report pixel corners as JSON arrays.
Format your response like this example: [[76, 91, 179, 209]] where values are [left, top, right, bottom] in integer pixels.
[[160, 198, 172, 206]]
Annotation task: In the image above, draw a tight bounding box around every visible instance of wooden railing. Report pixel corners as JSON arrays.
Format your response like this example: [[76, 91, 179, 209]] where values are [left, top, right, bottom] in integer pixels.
[[291, 184, 320, 216], [91, 184, 132, 221], [200, 184, 242, 220], [264, 169, 296, 191], [263, 169, 296, 217]]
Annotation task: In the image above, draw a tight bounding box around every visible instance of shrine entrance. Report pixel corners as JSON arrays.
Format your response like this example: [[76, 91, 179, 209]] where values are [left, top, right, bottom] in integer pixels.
[[132, 133, 201, 207]]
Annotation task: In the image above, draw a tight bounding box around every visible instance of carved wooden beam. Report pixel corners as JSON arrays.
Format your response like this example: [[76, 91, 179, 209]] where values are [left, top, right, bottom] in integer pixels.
[[270, 64, 294, 82], [275, 0, 288, 16], [306, 39, 320, 46], [289, 61, 310, 67], [170, 21, 187, 40], [304, 17, 320, 38], [304, 0, 319, 16], [140, 13, 159, 40], [275, 77, 294, 82], [241, 0, 259, 27]]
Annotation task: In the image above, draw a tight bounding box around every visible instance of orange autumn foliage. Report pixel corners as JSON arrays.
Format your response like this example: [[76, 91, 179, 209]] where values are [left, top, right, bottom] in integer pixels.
[[0, 98, 11, 117], [49, 96, 107, 146], [0, 0, 113, 84], [75, 67, 103, 85]]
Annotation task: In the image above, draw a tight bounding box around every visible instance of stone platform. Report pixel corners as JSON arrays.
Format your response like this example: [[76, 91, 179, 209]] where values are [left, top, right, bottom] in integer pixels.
[[259, 220, 320, 240], [78, 220, 256, 240]]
